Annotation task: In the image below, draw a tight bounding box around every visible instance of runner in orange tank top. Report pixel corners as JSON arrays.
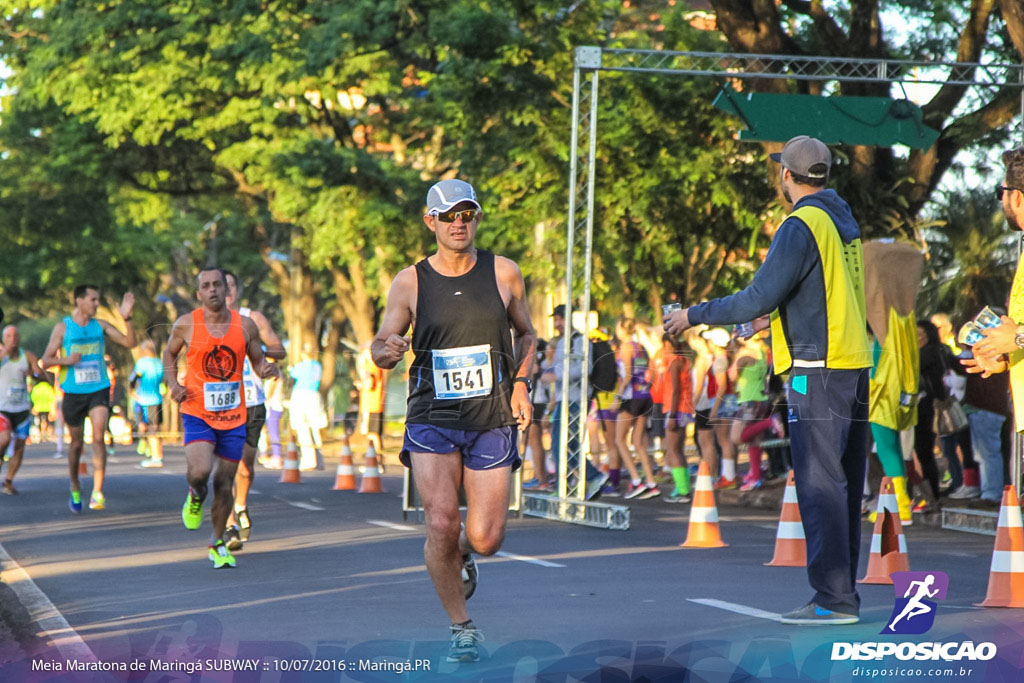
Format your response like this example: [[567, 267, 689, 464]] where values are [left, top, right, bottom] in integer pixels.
[[162, 267, 280, 569]]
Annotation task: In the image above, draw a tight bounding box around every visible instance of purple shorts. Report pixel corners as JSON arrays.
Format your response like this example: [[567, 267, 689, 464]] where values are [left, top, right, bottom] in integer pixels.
[[183, 414, 246, 462], [401, 424, 521, 471]]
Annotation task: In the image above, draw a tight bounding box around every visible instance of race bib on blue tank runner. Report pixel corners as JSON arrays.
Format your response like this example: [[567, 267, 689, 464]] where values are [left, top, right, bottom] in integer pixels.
[[432, 344, 493, 400], [204, 381, 241, 411], [73, 360, 103, 385]]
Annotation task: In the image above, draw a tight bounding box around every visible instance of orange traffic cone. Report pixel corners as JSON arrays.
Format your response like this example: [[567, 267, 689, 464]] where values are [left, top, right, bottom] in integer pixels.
[[358, 442, 383, 494], [680, 460, 727, 548], [976, 485, 1024, 608], [280, 440, 301, 484], [765, 470, 806, 567], [859, 477, 909, 584], [332, 436, 357, 491], [79, 460, 88, 475]]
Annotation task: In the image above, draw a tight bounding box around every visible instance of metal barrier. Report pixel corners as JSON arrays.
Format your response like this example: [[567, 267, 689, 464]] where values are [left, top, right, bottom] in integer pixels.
[[522, 493, 630, 530]]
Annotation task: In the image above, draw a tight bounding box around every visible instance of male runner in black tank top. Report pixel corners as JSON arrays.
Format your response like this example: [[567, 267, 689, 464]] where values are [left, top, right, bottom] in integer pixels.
[[372, 178, 536, 664]]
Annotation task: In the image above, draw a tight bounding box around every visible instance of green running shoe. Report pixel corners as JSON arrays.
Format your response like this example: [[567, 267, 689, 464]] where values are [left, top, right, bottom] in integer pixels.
[[208, 541, 236, 569], [182, 490, 203, 530], [69, 489, 83, 514]]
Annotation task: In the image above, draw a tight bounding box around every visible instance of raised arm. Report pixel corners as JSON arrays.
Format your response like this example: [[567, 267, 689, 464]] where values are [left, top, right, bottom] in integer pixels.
[[371, 267, 416, 370], [99, 292, 137, 349]]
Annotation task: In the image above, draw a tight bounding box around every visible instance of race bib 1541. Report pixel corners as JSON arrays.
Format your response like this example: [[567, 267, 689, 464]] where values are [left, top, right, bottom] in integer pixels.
[[432, 344, 493, 400]]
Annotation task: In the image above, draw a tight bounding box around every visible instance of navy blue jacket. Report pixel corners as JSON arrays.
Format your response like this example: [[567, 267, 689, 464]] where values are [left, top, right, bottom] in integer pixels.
[[687, 189, 860, 365]]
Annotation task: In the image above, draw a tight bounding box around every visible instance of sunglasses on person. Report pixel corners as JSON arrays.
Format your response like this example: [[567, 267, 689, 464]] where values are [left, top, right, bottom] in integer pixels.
[[996, 185, 1022, 200], [431, 208, 479, 223]]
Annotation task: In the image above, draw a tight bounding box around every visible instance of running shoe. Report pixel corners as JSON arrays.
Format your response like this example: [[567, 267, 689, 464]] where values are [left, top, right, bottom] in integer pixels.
[[447, 623, 485, 663], [69, 489, 82, 514], [2, 480, 17, 495], [713, 477, 738, 491], [461, 554, 478, 600], [521, 477, 550, 491], [739, 479, 762, 492], [89, 491, 106, 510], [638, 485, 661, 500], [139, 458, 163, 468], [236, 507, 251, 541], [182, 490, 203, 530], [601, 484, 621, 497], [624, 483, 649, 500], [224, 525, 243, 551], [209, 541, 236, 569], [666, 489, 691, 504]]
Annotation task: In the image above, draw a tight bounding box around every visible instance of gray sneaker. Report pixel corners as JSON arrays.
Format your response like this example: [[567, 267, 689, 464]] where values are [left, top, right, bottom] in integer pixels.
[[780, 602, 859, 625], [947, 485, 980, 500], [447, 624, 485, 663], [461, 554, 478, 600]]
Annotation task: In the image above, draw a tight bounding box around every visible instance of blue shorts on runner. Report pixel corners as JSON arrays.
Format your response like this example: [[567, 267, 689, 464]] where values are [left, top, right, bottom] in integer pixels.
[[182, 414, 246, 462], [401, 424, 521, 471]]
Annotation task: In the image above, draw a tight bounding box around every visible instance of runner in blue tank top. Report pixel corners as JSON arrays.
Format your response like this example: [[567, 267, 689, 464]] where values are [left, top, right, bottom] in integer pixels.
[[372, 178, 536, 664], [42, 284, 136, 514]]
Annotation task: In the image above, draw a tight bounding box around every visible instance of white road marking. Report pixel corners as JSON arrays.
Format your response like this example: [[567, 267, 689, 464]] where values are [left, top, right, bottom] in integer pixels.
[[0, 542, 96, 661], [273, 497, 325, 511], [494, 551, 566, 568], [688, 598, 782, 622], [368, 520, 417, 531]]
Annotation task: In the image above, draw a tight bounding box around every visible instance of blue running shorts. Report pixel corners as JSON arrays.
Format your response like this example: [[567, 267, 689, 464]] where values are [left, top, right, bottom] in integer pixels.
[[182, 414, 246, 462], [401, 424, 521, 471]]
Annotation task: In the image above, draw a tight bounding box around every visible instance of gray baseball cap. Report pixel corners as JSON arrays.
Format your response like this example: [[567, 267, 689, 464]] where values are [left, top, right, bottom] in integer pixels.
[[425, 179, 481, 214], [770, 135, 831, 179]]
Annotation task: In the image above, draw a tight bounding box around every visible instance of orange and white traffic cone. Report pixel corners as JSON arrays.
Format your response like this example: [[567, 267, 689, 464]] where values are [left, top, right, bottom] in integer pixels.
[[976, 485, 1024, 608], [680, 460, 727, 548], [79, 460, 88, 475], [358, 442, 383, 494], [765, 470, 806, 567], [332, 436, 357, 491], [858, 477, 909, 584], [280, 440, 301, 484]]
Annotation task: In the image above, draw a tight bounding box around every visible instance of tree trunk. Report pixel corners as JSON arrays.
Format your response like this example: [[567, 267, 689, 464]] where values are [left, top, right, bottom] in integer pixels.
[[263, 235, 319, 366]]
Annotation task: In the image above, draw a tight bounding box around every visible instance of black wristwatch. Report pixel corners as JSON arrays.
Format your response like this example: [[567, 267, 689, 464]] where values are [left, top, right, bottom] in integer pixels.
[[513, 377, 533, 392]]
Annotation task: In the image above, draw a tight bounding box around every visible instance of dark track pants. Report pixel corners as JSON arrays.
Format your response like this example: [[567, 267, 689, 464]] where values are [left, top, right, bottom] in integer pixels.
[[786, 367, 870, 615]]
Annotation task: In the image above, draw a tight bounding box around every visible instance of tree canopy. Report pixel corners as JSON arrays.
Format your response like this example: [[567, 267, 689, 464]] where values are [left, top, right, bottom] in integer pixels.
[[1, 0, 1021, 374]]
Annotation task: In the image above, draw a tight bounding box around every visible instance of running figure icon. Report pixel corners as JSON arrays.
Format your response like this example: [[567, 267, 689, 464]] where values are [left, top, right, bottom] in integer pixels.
[[888, 574, 939, 631]]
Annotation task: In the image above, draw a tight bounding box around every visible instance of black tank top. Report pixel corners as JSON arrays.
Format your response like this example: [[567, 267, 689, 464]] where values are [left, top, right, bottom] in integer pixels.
[[406, 250, 516, 430]]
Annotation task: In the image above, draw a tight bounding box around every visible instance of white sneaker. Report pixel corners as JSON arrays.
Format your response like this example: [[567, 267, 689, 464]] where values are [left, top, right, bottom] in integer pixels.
[[948, 485, 980, 499]]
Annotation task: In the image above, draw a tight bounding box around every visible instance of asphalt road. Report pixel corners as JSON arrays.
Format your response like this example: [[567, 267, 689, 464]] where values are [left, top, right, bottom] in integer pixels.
[[0, 442, 1021, 682]]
